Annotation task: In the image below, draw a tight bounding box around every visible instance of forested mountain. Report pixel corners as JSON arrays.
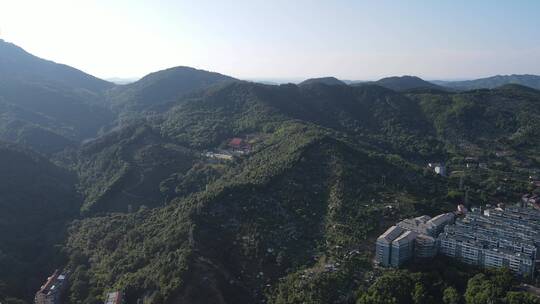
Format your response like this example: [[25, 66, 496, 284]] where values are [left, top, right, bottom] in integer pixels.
[[106, 66, 237, 113], [370, 75, 446, 92], [0, 39, 115, 153], [299, 77, 347, 86], [435, 74, 540, 91], [68, 81, 441, 215], [0, 41, 239, 153], [66, 121, 450, 304], [63, 81, 540, 303], [411, 84, 540, 148], [0, 39, 112, 91], [0, 142, 80, 303], [2, 40, 540, 304], [72, 124, 200, 214]]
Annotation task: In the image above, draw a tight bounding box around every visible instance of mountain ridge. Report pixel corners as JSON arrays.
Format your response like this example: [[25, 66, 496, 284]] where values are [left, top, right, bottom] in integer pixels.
[[369, 75, 447, 92], [106, 66, 238, 112], [0, 39, 113, 91], [434, 74, 540, 91]]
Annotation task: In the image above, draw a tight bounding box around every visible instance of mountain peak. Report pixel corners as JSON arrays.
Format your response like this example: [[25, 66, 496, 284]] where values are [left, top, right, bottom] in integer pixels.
[[373, 75, 443, 92], [137, 66, 236, 83], [108, 65, 238, 110], [299, 76, 346, 86]]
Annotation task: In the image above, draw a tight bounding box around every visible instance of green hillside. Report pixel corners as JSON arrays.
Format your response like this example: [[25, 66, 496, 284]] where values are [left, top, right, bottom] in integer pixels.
[[0, 142, 80, 303], [107, 66, 237, 113], [411, 84, 540, 148], [62, 81, 540, 303], [71, 124, 201, 214], [66, 81, 444, 215], [65, 121, 450, 304], [161, 82, 441, 158]]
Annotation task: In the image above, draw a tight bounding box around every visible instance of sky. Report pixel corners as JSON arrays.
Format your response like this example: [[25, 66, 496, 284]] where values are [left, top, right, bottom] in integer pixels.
[[0, 0, 539, 81]]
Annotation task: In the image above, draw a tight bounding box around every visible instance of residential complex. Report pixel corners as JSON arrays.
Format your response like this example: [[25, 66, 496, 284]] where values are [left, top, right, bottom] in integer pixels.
[[438, 206, 539, 277], [375, 205, 540, 277], [375, 213, 455, 267]]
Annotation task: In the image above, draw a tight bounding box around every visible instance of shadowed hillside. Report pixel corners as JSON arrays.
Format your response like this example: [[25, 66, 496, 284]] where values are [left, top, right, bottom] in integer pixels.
[[0, 142, 80, 302], [0, 40, 116, 153]]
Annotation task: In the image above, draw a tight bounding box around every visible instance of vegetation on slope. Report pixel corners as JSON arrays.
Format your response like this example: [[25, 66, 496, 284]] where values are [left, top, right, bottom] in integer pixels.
[[107, 66, 237, 113], [65, 114, 452, 303], [0, 40, 115, 153], [370, 75, 446, 92], [69, 124, 201, 214], [0, 142, 80, 303]]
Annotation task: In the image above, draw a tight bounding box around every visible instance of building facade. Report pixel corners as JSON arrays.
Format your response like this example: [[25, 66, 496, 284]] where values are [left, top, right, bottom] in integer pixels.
[[437, 206, 539, 277], [375, 205, 540, 277], [376, 225, 404, 267], [375, 212, 455, 267]]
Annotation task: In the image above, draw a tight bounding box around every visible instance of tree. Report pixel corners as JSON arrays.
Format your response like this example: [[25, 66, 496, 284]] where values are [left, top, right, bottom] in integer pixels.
[[490, 268, 514, 298], [505, 291, 540, 304], [357, 271, 415, 304], [442, 286, 460, 304], [412, 282, 428, 304], [464, 274, 495, 304]]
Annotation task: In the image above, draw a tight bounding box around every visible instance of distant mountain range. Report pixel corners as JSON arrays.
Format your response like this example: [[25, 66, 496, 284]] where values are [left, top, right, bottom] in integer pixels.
[[297, 74, 540, 92], [432, 74, 540, 91]]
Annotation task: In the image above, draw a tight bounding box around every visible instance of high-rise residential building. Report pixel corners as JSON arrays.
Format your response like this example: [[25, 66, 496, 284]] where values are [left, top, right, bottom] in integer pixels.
[[437, 206, 539, 277], [375, 212, 455, 267], [376, 225, 404, 267], [375, 205, 540, 277], [391, 230, 417, 267]]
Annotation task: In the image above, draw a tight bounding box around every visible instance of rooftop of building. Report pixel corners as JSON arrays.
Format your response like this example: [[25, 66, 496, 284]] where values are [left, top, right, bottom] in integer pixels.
[[392, 230, 417, 245], [428, 212, 455, 226], [377, 225, 404, 243], [105, 291, 123, 304], [36, 270, 68, 297]]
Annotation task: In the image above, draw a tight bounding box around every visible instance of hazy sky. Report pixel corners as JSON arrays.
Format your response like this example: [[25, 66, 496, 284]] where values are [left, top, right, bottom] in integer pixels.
[[1, 0, 539, 81]]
